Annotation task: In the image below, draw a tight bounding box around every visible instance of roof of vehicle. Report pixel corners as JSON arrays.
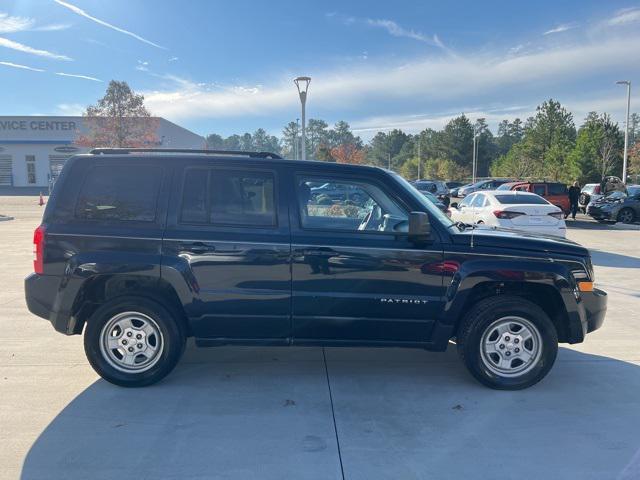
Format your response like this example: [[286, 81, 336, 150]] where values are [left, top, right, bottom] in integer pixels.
[[74, 148, 387, 174]]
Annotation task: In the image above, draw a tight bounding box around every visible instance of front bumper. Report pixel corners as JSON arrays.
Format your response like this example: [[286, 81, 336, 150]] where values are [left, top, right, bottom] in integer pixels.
[[581, 287, 607, 334]]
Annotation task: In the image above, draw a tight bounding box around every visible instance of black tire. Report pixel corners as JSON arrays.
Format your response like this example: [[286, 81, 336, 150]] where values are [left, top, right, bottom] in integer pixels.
[[617, 208, 635, 224], [457, 295, 558, 390], [84, 296, 186, 387]]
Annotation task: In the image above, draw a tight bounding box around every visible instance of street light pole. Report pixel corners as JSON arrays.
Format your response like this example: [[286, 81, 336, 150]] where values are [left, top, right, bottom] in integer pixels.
[[417, 141, 421, 180], [294, 77, 311, 160], [294, 118, 300, 160], [472, 126, 478, 184], [617, 80, 631, 183]]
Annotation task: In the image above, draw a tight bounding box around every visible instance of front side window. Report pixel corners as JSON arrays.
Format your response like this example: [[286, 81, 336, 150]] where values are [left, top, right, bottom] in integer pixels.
[[460, 194, 476, 207], [471, 194, 486, 207], [76, 165, 162, 222], [180, 168, 276, 227], [26, 155, 36, 184], [297, 176, 407, 232]]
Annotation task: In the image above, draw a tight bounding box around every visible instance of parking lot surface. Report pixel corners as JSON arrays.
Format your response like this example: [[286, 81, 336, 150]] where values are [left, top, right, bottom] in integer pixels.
[[1, 195, 639, 480]]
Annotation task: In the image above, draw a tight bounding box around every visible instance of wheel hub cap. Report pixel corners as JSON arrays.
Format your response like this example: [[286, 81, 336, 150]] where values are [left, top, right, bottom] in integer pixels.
[[99, 311, 164, 373], [480, 316, 542, 377]]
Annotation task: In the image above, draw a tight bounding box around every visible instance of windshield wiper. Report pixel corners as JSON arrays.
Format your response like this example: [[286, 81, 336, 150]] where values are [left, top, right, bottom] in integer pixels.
[[449, 221, 474, 231]]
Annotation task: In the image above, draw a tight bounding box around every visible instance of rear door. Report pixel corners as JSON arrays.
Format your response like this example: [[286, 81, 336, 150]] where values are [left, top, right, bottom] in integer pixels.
[[162, 161, 291, 343]]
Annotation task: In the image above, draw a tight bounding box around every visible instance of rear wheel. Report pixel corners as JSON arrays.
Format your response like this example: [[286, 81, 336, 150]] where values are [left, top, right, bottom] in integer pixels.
[[84, 296, 186, 387], [457, 296, 558, 390], [617, 208, 635, 224]]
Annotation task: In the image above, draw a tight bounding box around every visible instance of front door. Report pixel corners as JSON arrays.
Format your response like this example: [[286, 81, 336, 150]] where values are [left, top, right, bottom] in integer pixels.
[[290, 172, 445, 345], [162, 163, 291, 342]]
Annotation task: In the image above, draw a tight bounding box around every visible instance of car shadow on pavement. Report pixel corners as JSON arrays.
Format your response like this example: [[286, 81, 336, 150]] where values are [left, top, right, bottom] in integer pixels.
[[590, 250, 640, 268], [20, 346, 640, 480]]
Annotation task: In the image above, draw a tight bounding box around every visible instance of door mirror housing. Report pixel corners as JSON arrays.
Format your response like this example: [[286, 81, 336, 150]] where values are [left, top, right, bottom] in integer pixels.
[[450, 202, 459, 209], [408, 211, 431, 242]]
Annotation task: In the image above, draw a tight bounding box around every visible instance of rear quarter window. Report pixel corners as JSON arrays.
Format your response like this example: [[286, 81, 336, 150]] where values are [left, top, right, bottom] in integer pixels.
[[75, 165, 162, 222], [548, 183, 568, 195]]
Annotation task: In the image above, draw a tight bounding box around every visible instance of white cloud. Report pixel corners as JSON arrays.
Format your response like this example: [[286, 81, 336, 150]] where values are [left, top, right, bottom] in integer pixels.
[[55, 72, 102, 82], [143, 34, 640, 124], [55, 103, 85, 115], [54, 0, 166, 49], [168, 56, 178, 62], [0, 60, 44, 72], [136, 60, 149, 71], [328, 13, 446, 49], [0, 13, 33, 33], [365, 18, 444, 47], [0, 12, 71, 33], [543, 22, 579, 35], [606, 7, 640, 26], [0, 37, 71, 60], [33, 23, 71, 32]]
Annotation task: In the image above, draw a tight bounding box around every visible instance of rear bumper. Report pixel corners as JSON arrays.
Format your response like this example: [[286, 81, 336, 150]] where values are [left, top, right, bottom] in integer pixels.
[[24, 273, 74, 335]]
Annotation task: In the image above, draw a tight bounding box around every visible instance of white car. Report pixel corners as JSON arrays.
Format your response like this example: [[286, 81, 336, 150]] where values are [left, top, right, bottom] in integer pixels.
[[451, 191, 567, 237]]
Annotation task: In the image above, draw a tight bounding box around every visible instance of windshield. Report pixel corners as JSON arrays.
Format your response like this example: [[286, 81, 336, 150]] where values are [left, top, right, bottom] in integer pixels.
[[392, 173, 454, 227], [604, 191, 627, 200], [494, 194, 549, 205]]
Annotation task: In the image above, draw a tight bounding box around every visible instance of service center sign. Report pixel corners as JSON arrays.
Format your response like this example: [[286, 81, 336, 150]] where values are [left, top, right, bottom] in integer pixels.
[[0, 117, 82, 142], [0, 120, 78, 131]]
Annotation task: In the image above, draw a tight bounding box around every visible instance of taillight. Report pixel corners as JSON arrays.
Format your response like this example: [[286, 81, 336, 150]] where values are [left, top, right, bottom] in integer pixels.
[[493, 210, 525, 219], [548, 212, 563, 219], [594, 185, 601, 194], [33, 225, 46, 274]]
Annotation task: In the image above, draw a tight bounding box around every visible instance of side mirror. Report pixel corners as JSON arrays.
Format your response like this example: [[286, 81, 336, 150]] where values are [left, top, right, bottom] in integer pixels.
[[408, 211, 431, 242], [450, 202, 459, 209]]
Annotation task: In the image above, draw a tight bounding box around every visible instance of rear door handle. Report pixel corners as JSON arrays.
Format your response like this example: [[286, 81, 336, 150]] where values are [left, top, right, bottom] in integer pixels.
[[180, 242, 215, 254]]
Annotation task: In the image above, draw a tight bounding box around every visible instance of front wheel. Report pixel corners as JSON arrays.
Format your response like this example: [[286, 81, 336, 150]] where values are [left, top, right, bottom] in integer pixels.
[[457, 296, 558, 390], [84, 296, 186, 387], [617, 208, 635, 224]]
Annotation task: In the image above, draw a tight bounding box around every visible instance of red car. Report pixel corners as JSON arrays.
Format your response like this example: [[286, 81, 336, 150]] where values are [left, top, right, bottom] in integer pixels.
[[497, 182, 570, 214]]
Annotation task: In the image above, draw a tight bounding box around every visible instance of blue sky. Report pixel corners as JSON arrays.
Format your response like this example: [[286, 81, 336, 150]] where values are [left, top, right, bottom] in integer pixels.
[[0, 0, 639, 140]]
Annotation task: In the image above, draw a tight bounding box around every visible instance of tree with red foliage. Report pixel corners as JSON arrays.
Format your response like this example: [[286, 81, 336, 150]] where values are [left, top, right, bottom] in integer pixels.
[[330, 143, 365, 164], [76, 80, 159, 148]]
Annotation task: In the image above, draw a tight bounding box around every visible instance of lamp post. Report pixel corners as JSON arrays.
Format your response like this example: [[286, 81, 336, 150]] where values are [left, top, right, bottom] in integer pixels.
[[472, 125, 478, 184], [616, 80, 631, 183], [294, 77, 311, 160], [294, 118, 300, 160]]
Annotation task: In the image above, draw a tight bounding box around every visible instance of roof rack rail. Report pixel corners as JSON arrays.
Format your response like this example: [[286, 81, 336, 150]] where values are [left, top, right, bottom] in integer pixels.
[[88, 148, 283, 159]]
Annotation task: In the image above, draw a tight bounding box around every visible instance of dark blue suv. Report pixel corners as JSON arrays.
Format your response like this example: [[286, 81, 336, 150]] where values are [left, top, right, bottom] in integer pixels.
[[25, 149, 607, 389]]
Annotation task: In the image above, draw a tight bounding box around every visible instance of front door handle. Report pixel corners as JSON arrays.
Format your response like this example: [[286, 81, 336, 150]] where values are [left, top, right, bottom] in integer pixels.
[[180, 242, 215, 254]]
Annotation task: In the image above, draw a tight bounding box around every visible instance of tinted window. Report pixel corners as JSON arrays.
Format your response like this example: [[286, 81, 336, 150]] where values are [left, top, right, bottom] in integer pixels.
[[626, 186, 640, 197], [76, 165, 161, 221], [548, 183, 568, 195], [297, 176, 407, 232], [532, 185, 546, 196], [180, 168, 276, 227], [495, 194, 549, 205]]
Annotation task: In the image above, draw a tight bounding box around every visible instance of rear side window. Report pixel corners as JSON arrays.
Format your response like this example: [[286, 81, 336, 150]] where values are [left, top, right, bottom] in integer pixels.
[[548, 183, 568, 195], [532, 184, 546, 196], [75, 165, 162, 222], [180, 168, 276, 227]]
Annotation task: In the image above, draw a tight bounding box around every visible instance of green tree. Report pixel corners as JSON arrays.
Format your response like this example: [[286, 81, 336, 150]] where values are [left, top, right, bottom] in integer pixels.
[[306, 119, 330, 158], [281, 121, 300, 158]]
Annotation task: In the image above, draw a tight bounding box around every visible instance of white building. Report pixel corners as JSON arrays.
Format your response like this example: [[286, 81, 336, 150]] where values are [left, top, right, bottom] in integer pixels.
[[0, 116, 205, 190]]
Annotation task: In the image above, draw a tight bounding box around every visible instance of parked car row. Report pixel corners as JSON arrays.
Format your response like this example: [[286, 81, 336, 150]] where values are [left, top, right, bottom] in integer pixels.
[[587, 185, 640, 224]]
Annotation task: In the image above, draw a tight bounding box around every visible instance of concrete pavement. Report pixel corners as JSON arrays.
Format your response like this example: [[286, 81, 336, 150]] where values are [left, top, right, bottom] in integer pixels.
[[1, 196, 640, 480]]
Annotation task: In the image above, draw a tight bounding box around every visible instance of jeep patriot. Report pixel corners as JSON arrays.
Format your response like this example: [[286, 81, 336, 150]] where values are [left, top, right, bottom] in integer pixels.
[[25, 148, 607, 389]]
